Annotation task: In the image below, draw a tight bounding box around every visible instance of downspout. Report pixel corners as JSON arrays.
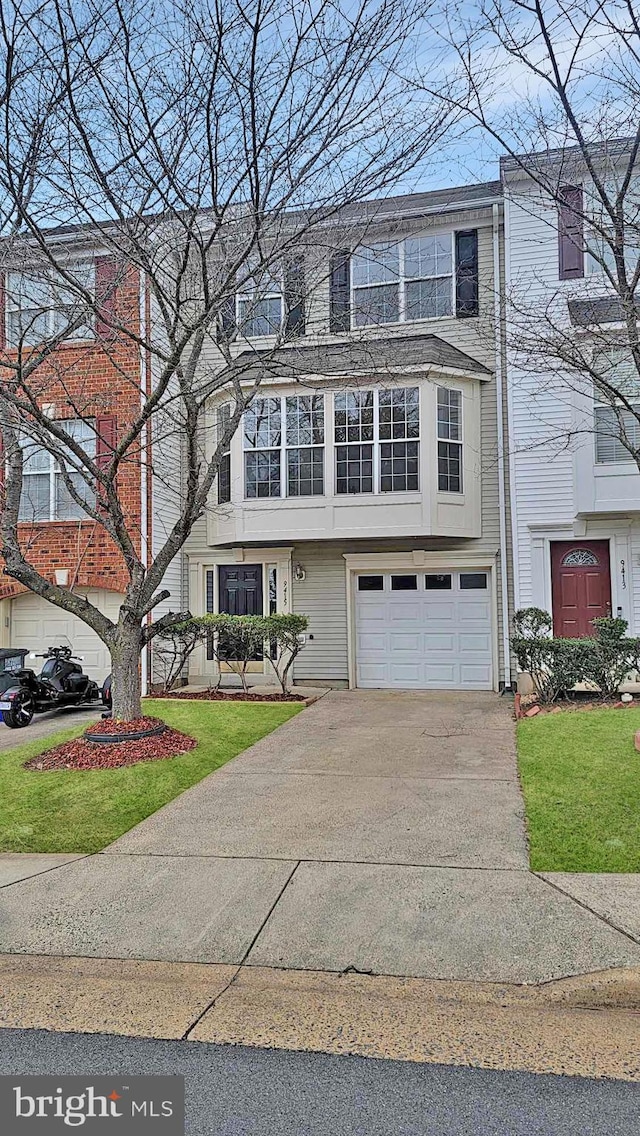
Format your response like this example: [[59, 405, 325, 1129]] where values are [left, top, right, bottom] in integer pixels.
[[139, 270, 150, 695], [493, 202, 512, 689]]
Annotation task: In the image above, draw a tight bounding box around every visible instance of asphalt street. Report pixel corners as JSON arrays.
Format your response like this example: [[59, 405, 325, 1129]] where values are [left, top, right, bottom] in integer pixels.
[[0, 1030, 638, 1135]]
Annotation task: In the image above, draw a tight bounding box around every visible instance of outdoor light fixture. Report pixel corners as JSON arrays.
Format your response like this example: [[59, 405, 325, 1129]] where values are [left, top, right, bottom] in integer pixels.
[[54, 569, 70, 587], [293, 563, 306, 581]]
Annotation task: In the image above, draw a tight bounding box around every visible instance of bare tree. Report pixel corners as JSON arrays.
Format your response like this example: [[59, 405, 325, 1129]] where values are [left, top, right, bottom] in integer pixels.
[[426, 0, 640, 464], [0, 0, 456, 720]]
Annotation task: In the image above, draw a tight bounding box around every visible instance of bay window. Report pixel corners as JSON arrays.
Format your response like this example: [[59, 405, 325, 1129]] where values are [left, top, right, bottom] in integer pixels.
[[244, 394, 324, 498], [18, 420, 96, 521], [437, 388, 462, 492], [593, 349, 640, 463], [334, 387, 419, 494]]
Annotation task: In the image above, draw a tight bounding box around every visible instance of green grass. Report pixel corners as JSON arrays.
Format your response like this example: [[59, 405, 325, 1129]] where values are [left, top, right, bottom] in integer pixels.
[[517, 706, 640, 872], [0, 698, 301, 854]]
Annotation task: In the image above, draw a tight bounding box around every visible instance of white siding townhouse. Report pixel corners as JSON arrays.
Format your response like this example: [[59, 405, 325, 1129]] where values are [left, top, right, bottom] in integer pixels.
[[186, 183, 514, 691], [502, 145, 640, 659]]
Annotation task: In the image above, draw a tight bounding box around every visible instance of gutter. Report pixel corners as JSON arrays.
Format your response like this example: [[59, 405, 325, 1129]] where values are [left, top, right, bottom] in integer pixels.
[[492, 202, 512, 689]]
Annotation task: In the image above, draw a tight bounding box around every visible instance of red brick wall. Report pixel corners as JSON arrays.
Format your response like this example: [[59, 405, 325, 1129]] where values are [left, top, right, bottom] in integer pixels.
[[0, 263, 144, 602]]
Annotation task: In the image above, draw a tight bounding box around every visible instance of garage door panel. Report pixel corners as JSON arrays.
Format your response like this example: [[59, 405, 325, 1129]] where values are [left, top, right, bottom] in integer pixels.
[[11, 590, 124, 682], [355, 570, 493, 690]]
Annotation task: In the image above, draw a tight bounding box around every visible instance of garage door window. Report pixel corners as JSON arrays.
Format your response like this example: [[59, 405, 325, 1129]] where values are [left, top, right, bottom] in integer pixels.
[[425, 573, 452, 590], [391, 574, 417, 590], [357, 575, 384, 591], [460, 572, 487, 590]]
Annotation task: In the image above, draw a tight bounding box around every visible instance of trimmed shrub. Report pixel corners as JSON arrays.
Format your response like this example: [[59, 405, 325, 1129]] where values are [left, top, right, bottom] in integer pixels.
[[511, 607, 640, 702]]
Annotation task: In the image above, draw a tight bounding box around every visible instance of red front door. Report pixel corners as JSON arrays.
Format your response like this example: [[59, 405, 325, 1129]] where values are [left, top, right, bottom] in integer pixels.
[[551, 541, 611, 637]]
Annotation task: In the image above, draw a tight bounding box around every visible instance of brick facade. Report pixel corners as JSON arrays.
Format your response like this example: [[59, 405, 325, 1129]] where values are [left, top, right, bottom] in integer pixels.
[[0, 262, 144, 601]]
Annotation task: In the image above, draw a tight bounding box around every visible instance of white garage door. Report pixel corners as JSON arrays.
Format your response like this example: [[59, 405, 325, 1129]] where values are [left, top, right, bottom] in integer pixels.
[[11, 590, 124, 682], [355, 570, 493, 690]]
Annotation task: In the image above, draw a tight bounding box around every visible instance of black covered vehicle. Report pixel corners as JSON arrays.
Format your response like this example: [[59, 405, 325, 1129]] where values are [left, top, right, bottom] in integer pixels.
[[0, 645, 101, 728]]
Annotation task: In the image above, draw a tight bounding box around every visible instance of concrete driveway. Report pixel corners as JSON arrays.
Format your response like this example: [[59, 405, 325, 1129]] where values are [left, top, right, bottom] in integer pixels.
[[1, 691, 640, 982], [0, 706, 101, 750]]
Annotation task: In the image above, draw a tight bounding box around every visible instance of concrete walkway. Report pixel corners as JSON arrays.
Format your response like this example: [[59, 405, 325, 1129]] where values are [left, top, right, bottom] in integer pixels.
[[1, 691, 640, 983]]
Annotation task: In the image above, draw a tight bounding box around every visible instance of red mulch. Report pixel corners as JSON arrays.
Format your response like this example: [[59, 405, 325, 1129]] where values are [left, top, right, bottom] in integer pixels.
[[85, 716, 165, 736], [24, 723, 197, 772], [152, 689, 305, 702]]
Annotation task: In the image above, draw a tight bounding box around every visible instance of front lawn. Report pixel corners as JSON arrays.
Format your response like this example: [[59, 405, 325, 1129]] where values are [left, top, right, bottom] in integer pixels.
[[517, 707, 640, 872], [0, 698, 300, 854]]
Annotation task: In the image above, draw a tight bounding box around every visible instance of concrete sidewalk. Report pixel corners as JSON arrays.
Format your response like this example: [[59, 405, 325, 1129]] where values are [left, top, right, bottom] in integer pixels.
[[0, 691, 640, 984]]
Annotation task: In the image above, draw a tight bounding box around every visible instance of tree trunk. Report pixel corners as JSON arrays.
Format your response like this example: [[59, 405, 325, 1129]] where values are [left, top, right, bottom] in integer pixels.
[[110, 619, 144, 721]]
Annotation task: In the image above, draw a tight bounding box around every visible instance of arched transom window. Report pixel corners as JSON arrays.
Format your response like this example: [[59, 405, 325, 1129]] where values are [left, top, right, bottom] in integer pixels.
[[561, 548, 599, 567]]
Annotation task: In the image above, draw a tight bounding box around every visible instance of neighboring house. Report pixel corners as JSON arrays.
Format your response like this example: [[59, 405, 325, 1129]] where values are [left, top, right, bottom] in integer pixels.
[[0, 249, 176, 686], [186, 182, 514, 691], [502, 147, 640, 661]]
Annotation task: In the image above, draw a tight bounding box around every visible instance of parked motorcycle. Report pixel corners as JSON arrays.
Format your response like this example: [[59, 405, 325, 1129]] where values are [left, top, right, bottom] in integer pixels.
[[0, 645, 101, 728]]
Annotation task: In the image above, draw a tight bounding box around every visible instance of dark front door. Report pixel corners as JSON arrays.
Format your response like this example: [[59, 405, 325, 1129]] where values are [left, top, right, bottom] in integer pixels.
[[217, 565, 264, 663], [551, 541, 611, 637], [219, 565, 263, 615]]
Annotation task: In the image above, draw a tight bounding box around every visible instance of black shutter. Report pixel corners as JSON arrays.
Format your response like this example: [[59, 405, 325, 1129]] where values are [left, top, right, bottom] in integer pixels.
[[455, 230, 479, 318], [558, 186, 584, 280], [219, 293, 236, 337], [329, 249, 351, 332], [284, 257, 305, 338]]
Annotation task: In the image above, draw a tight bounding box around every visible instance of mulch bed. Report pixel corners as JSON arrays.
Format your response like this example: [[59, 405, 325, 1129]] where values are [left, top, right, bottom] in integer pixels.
[[24, 717, 197, 771], [152, 688, 305, 702]]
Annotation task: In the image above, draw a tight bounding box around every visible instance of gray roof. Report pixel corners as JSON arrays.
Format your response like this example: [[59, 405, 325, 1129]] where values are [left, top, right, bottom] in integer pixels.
[[334, 182, 502, 226], [500, 138, 636, 177], [234, 335, 492, 379]]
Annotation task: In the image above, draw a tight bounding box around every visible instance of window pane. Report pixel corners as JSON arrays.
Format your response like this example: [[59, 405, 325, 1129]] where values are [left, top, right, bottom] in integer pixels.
[[351, 243, 399, 286], [406, 278, 452, 320], [217, 452, 231, 504], [335, 443, 373, 494], [57, 418, 97, 461], [425, 573, 452, 590], [245, 449, 281, 497], [244, 398, 281, 448], [460, 572, 487, 590], [391, 574, 417, 591], [8, 308, 49, 346], [56, 471, 96, 520], [238, 296, 282, 336], [594, 405, 640, 463], [18, 474, 50, 521], [379, 387, 419, 440], [287, 446, 324, 496], [22, 441, 51, 472], [438, 441, 462, 492], [437, 388, 461, 441], [285, 395, 324, 446], [404, 234, 452, 279], [353, 284, 399, 327], [334, 391, 374, 443], [380, 441, 419, 492], [358, 575, 384, 591]]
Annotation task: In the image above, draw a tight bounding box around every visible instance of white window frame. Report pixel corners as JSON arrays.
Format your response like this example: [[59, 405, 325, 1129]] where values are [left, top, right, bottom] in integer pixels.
[[243, 394, 325, 499], [236, 267, 284, 338], [333, 386, 420, 496], [436, 387, 463, 493], [18, 419, 97, 523], [592, 349, 640, 464], [6, 261, 96, 348], [350, 234, 455, 330]]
